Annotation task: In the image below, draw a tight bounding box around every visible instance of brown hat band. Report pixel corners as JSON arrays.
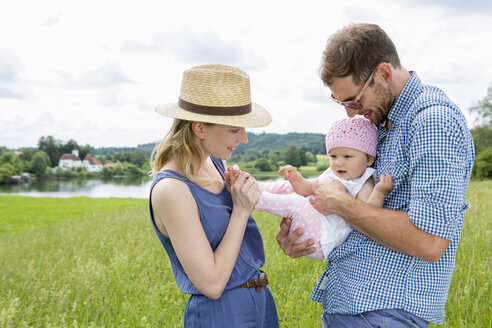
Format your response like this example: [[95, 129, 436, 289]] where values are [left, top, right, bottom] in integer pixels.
[[179, 98, 252, 116]]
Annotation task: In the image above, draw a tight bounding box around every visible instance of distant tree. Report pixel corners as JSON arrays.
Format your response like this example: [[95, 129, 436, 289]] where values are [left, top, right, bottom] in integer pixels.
[[305, 152, 317, 164], [284, 144, 302, 168], [0, 152, 22, 174], [0, 164, 15, 184], [113, 151, 148, 167], [255, 158, 272, 172], [37, 136, 62, 167], [29, 151, 50, 177], [472, 147, 492, 180], [299, 149, 309, 166], [470, 83, 492, 155], [79, 145, 92, 161], [113, 163, 125, 176], [126, 163, 144, 176], [102, 166, 113, 178], [470, 83, 492, 127], [471, 126, 492, 155], [61, 139, 79, 155], [18, 148, 34, 162]]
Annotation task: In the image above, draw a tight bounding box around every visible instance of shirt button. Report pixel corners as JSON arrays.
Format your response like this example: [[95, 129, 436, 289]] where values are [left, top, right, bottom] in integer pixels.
[[332, 262, 337, 268]]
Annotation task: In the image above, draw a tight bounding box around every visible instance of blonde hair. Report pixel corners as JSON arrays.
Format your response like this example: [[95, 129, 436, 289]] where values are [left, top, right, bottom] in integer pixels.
[[150, 119, 216, 185]]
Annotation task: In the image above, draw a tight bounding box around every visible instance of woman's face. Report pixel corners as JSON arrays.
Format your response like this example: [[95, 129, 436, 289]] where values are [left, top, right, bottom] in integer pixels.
[[199, 124, 248, 160]]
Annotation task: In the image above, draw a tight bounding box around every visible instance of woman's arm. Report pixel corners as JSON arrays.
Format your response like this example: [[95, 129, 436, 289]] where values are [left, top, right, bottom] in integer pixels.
[[151, 172, 260, 299]]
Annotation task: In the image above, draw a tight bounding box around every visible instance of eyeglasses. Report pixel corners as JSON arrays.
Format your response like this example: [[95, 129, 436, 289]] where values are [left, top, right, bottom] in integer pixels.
[[330, 66, 377, 110]]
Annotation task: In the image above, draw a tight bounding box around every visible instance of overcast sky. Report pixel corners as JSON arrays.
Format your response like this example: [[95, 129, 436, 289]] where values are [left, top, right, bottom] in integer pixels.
[[1, 0, 491, 149]]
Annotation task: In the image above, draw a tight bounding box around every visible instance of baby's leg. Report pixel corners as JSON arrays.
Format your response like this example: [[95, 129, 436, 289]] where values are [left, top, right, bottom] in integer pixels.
[[260, 180, 294, 194], [256, 191, 324, 260]]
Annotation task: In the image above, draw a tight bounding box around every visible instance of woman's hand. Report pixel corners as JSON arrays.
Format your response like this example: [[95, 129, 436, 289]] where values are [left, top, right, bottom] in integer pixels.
[[230, 171, 261, 215], [225, 165, 241, 193]]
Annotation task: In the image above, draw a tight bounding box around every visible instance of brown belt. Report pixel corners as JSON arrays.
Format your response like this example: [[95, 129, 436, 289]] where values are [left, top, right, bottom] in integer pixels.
[[238, 270, 269, 293]]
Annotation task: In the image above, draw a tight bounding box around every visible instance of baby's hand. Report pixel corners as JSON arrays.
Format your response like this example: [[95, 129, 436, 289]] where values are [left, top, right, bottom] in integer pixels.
[[225, 165, 242, 192], [278, 165, 298, 180], [375, 174, 394, 194]]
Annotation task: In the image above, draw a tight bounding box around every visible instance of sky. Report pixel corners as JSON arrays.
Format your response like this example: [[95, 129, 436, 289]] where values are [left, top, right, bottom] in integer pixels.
[[1, 0, 491, 149]]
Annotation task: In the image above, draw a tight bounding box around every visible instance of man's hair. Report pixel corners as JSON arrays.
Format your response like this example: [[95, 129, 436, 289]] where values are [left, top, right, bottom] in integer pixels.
[[320, 23, 401, 86]]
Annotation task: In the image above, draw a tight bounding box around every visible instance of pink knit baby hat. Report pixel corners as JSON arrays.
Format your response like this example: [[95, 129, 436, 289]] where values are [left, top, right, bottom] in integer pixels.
[[325, 117, 378, 157]]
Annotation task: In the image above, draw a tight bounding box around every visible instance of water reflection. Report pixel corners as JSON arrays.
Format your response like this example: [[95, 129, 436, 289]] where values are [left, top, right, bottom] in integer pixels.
[[0, 178, 153, 199], [0, 175, 283, 198]]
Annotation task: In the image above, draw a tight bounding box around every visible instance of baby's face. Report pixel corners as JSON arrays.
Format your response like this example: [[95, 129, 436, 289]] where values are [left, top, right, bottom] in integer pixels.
[[328, 147, 373, 180]]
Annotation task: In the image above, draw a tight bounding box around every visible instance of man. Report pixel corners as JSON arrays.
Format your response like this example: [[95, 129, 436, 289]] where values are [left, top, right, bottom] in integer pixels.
[[276, 23, 474, 327]]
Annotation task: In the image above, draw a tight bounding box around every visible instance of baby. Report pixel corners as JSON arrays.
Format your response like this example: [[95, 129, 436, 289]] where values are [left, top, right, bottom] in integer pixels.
[[255, 117, 393, 260]]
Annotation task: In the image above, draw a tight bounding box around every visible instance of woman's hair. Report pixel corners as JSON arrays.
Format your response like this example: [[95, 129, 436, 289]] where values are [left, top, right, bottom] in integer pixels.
[[150, 119, 214, 184], [320, 23, 401, 86]]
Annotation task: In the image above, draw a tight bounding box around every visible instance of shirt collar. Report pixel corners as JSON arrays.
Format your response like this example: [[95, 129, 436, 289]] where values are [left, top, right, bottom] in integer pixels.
[[386, 71, 421, 125]]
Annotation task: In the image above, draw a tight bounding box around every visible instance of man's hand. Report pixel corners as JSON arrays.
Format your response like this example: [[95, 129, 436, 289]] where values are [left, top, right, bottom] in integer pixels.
[[310, 180, 349, 215], [275, 218, 316, 258]]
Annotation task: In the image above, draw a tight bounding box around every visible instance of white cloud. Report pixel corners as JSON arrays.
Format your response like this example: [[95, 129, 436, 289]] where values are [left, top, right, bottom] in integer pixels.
[[0, 0, 491, 148], [63, 64, 134, 88]]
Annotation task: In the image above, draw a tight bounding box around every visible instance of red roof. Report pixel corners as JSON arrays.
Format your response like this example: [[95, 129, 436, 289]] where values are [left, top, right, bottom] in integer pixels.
[[83, 154, 102, 165], [60, 153, 81, 161]]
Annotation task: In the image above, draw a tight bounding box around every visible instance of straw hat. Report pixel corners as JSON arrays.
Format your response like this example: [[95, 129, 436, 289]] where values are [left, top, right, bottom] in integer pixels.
[[155, 64, 272, 128]]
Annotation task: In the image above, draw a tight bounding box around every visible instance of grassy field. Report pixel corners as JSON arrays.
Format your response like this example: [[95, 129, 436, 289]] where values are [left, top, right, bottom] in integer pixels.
[[0, 181, 490, 327]]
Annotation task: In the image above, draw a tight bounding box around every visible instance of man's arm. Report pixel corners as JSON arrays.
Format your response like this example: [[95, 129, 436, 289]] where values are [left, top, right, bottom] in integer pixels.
[[310, 180, 450, 263]]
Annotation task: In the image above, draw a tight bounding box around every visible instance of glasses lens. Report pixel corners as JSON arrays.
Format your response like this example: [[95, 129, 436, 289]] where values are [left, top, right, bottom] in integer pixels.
[[345, 102, 363, 109]]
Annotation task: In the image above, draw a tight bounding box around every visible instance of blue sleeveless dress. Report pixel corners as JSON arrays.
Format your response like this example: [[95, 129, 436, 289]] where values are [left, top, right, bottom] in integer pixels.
[[149, 156, 279, 327]]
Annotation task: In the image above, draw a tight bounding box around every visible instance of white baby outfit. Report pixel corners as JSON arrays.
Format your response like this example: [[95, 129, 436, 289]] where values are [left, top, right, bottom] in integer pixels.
[[256, 167, 375, 260]]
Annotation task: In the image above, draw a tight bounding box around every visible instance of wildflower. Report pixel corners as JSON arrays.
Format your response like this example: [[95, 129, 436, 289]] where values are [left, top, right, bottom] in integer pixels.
[[84, 301, 88, 305]]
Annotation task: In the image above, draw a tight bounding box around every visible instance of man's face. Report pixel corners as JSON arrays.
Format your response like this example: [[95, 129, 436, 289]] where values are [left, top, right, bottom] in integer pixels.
[[329, 74, 396, 125]]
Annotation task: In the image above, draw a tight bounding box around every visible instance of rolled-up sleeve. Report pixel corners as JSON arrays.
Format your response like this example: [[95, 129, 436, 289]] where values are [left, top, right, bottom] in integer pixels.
[[407, 104, 469, 240]]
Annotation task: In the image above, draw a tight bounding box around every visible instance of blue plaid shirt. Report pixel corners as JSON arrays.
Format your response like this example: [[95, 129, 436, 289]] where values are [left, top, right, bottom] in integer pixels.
[[311, 72, 475, 324]]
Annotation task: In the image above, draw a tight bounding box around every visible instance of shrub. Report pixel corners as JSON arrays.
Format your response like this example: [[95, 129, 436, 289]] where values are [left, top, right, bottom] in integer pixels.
[[0, 164, 15, 184], [255, 158, 272, 172], [472, 147, 492, 180], [316, 164, 330, 172]]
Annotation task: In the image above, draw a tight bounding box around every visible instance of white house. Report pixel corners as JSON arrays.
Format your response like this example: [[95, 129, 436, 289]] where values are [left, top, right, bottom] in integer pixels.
[[58, 149, 103, 172], [58, 149, 83, 169], [82, 153, 103, 172]]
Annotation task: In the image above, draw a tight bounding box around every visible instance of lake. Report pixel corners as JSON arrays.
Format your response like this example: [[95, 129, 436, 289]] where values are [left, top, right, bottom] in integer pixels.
[[0, 175, 282, 198]]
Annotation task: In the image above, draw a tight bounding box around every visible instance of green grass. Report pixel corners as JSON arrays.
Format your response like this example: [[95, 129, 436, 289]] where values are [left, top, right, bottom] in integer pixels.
[[0, 181, 490, 327]]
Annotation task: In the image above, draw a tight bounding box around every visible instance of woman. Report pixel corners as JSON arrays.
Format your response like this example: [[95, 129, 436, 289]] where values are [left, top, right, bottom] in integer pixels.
[[149, 64, 279, 327]]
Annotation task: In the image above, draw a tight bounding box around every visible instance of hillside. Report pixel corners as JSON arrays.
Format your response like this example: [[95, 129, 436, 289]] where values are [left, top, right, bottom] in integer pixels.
[[93, 132, 327, 157], [93, 132, 326, 157]]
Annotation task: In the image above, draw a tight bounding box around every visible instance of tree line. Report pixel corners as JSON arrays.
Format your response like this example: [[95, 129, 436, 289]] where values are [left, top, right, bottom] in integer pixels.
[[469, 83, 492, 180], [1, 83, 491, 185], [0, 137, 152, 184], [0, 133, 327, 184]]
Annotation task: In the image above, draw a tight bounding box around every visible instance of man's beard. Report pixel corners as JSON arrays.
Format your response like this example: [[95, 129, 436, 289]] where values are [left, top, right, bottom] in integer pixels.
[[372, 82, 397, 125]]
